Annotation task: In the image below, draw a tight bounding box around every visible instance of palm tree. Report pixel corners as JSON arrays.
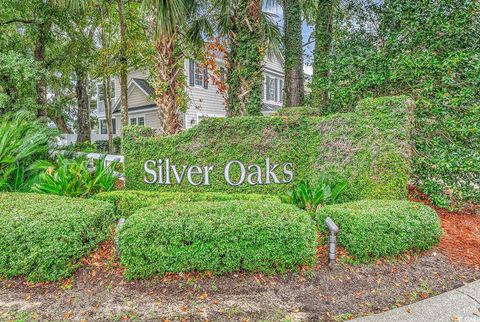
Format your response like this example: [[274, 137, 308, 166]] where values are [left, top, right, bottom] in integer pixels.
[[214, 0, 282, 116], [141, 0, 212, 135]]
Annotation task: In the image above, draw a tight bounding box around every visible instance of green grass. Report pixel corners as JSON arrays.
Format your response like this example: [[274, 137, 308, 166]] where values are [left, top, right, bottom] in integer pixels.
[[316, 199, 442, 262], [118, 200, 317, 279], [0, 192, 114, 281]]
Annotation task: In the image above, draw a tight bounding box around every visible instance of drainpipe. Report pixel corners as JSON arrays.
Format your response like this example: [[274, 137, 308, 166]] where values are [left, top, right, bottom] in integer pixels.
[[325, 217, 339, 265]]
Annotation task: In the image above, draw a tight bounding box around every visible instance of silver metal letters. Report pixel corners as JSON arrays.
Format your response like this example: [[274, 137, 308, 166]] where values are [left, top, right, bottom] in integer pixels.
[[144, 158, 293, 186]]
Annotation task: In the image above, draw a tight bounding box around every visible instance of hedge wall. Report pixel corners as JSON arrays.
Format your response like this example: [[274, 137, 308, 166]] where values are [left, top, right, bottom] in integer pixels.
[[316, 200, 442, 262], [93, 190, 280, 218], [0, 193, 114, 281], [123, 96, 413, 201], [118, 201, 317, 279]]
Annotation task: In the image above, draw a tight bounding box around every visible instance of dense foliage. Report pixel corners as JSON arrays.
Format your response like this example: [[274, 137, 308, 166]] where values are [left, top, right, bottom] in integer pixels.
[[322, 0, 480, 206], [118, 200, 317, 279], [0, 112, 53, 192], [316, 200, 442, 262], [0, 193, 114, 281], [33, 155, 118, 198], [93, 190, 280, 218], [123, 96, 411, 200]]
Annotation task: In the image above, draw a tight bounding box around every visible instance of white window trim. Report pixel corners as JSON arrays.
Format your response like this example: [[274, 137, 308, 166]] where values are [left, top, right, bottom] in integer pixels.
[[194, 62, 204, 88], [129, 114, 146, 126], [264, 76, 284, 104]]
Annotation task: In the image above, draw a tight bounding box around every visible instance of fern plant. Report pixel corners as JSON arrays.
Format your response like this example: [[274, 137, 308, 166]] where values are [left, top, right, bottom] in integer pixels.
[[0, 112, 54, 191], [33, 155, 118, 198], [287, 174, 348, 212]]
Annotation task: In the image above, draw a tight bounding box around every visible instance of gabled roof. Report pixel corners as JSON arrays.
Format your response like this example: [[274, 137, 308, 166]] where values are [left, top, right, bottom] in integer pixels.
[[132, 78, 154, 96], [112, 78, 155, 113]]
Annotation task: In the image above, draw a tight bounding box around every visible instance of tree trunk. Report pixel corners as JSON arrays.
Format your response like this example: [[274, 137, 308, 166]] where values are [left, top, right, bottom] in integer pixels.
[[312, 0, 334, 112], [283, 0, 305, 107], [226, 0, 264, 116], [49, 113, 72, 133], [33, 21, 72, 133], [34, 21, 50, 119], [103, 77, 114, 153], [75, 70, 91, 143], [155, 35, 182, 135], [118, 0, 129, 128]]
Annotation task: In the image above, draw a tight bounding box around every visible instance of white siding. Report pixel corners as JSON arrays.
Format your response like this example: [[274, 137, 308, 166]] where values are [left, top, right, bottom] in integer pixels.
[[263, 54, 284, 75], [113, 69, 148, 99], [97, 53, 285, 134], [129, 86, 152, 107], [184, 59, 227, 129], [145, 111, 162, 130]]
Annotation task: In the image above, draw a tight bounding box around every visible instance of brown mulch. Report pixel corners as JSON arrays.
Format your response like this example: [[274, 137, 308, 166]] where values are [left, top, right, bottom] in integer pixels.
[[408, 185, 480, 268]]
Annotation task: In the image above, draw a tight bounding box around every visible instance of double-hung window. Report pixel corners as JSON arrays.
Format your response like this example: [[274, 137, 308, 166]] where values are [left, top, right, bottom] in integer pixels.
[[100, 119, 116, 135], [130, 116, 145, 126], [265, 76, 284, 103], [189, 60, 208, 88]]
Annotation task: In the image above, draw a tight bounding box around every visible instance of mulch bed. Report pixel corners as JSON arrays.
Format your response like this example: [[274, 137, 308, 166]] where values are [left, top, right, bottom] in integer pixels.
[[408, 185, 480, 268], [0, 187, 479, 321]]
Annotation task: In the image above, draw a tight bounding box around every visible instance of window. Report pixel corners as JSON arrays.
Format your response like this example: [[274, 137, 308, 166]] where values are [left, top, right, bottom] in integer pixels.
[[189, 60, 208, 88], [220, 67, 226, 83], [100, 119, 116, 135], [194, 63, 203, 86], [279, 79, 284, 102], [265, 76, 283, 103], [97, 81, 115, 102], [130, 116, 145, 126], [265, 76, 276, 101]]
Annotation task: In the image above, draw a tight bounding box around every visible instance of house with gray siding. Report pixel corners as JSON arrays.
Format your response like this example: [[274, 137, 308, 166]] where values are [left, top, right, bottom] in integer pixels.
[[95, 55, 285, 135]]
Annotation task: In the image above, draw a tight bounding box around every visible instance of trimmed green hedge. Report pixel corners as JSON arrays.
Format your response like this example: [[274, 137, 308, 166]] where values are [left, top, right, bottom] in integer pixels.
[[0, 193, 114, 281], [93, 190, 280, 218], [316, 200, 442, 261], [118, 201, 317, 279], [123, 96, 412, 201]]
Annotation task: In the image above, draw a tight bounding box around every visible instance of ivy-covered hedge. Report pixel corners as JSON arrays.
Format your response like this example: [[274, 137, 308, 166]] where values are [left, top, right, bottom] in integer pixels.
[[0, 193, 114, 281], [123, 96, 412, 201], [316, 200, 442, 262], [118, 201, 317, 279], [93, 190, 280, 218]]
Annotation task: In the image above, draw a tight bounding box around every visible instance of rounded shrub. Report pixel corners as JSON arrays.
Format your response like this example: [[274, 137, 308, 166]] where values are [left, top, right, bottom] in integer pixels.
[[316, 200, 442, 261], [118, 201, 317, 279], [93, 190, 281, 218], [0, 193, 114, 281]]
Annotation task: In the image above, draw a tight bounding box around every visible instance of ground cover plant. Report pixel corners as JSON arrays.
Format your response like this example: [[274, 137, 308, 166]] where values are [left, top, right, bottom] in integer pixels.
[[123, 96, 412, 202], [117, 200, 317, 279], [316, 200, 442, 262], [93, 190, 281, 218], [0, 193, 114, 282]]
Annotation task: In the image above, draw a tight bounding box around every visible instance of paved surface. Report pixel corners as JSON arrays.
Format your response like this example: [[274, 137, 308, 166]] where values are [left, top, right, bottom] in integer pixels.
[[355, 280, 480, 322]]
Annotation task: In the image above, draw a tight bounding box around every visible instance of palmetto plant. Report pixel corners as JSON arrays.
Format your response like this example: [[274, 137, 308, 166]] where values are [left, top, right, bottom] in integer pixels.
[[287, 174, 347, 212], [0, 112, 53, 192], [33, 155, 118, 198]]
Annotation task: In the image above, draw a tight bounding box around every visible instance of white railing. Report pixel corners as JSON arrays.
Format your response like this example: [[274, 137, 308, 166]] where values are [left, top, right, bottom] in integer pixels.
[[57, 133, 113, 147], [85, 152, 125, 181]]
